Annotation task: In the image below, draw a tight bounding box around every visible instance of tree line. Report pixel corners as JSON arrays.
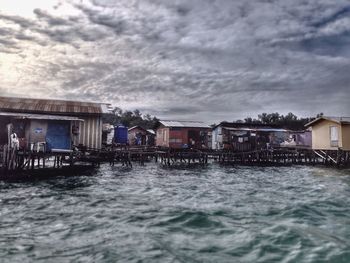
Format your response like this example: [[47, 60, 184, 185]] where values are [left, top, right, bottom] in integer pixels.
[[103, 107, 323, 131], [236, 112, 324, 130], [102, 107, 159, 129]]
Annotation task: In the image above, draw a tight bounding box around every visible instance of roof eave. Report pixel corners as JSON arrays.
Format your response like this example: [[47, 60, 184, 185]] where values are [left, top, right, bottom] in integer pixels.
[[305, 117, 340, 127]]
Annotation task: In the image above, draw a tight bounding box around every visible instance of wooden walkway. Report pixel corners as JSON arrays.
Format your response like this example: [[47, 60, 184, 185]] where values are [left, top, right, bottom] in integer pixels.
[[1, 145, 350, 179], [154, 148, 350, 167]]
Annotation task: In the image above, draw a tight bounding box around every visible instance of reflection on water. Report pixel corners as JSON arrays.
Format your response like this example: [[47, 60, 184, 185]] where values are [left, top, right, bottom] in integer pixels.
[[0, 164, 350, 262]]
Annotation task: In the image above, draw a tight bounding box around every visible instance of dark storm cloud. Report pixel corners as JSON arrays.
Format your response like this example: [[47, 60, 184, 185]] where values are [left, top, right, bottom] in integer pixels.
[[0, 0, 350, 122], [311, 6, 350, 28]]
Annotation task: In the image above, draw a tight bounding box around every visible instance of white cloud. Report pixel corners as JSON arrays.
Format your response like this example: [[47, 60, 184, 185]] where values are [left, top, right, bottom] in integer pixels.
[[0, 0, 350, 122]]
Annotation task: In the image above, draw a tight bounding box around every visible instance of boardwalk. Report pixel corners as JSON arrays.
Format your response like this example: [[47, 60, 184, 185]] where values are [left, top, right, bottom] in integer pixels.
[[1, 145, 350, 179]]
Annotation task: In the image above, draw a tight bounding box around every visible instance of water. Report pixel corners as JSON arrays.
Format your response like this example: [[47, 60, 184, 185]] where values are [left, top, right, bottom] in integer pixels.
[[1, 164, 350, 263]]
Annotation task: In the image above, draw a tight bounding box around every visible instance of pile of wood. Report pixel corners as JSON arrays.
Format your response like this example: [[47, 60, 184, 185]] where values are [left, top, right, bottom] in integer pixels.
[[1, 144, 18, 171]]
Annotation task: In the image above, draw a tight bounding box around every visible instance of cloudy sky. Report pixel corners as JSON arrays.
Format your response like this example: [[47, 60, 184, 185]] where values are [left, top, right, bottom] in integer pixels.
[[0, 0, 349, 122]]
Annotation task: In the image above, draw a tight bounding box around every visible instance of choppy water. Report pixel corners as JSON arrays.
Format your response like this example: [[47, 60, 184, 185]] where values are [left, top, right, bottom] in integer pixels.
[[1, 164, 350, 263]]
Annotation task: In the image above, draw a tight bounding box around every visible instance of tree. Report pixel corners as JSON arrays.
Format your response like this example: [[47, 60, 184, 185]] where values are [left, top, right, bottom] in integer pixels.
[[258, 113, 270, 124], [244, 117, 253, 123], [242, 112, 321, 130], [102, 108, 159, 130]]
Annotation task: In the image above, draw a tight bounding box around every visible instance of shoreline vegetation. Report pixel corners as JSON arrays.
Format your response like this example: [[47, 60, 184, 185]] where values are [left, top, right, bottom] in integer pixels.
[[103, 108, 323, 131]]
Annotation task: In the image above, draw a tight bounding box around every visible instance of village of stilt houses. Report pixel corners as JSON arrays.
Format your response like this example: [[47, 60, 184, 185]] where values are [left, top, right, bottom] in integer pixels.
[[1, 96, 350, 179]]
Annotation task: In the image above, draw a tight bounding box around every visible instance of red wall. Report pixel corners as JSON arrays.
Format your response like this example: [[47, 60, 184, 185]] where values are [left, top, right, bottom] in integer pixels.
[[169, 129, 187, 148], [156, 126, 210, 148]]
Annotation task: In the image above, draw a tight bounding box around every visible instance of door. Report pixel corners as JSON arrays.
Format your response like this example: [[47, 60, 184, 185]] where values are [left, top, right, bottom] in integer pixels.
[[188, 130, 200, 148], [46, 121, 71, 151], [330, 126, 339, 147]]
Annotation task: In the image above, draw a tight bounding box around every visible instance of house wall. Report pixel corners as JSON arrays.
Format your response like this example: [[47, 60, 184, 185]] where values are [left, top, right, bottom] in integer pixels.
[[128, 127, 148, 145], [0, 117, 11, 144], [212, 127, 222, 150], [72, 116, 102, 149], [129, 128, 147, 138], [156, 127, 169, 147], [0, 123, 7, 145], [169, 128, 210, 148], [156, 127, 210, 148], [168, 129, 187, 148], [26, 118, 103, 150], [341, 124, 350, 151], [222, 128, 252, 150], [311, 120, 342, 150], [291, 131, 312, 147], [213, 126, 292, 151], [28, 120, 48, 143]]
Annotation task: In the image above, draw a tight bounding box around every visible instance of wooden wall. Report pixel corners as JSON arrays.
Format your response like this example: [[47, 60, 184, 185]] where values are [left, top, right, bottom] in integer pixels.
[[72, 116, 102, 149], [156, 127, 210, 148], [28, 120, 48, 143], [156, 127, 169, 147], [341, 124, 350, 151], [311, 120, 342, 150]]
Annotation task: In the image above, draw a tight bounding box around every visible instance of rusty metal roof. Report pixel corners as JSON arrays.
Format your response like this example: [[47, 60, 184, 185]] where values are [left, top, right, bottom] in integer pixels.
[[0, 96, 110, 115], [214, 122, 280, 130], [0, 112, 84, 121], [159, 120, 210, 128], [223, 127, 288, 132]]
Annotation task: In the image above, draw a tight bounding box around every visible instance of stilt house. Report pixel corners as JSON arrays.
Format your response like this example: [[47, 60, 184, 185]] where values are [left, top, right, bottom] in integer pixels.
[[280, 130, 312, 148], [0, 96, 110, 151], [155, 120, 211, 149], [212, 122, 289, 151], [128, 126, 155, 146], [305, 116, 350, 150]]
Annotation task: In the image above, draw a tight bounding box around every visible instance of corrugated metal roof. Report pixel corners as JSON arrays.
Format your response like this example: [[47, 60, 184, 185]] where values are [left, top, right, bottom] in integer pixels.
[[215, 121, 280, 129], [0, 96, 111, 115], [224, 127, 252, 131], [128, 126, 146, 132], [256, 128, 289, 132], [224, 127, 288, 132], [305, 116, 350, 127], [330, 117, 350, 123], [0, 112, 84, 121], [147, 129, 155, 135], [159, 120, 210, 128], [128, 126, 156, 134]]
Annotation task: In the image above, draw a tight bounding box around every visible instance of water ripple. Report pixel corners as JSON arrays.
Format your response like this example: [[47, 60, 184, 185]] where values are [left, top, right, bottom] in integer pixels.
[[1, 164, 350, 262]]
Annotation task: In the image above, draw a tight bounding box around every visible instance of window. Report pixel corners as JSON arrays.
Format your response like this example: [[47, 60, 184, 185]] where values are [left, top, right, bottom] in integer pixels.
[[169, 138, 182, 143], [217, 127, 222, 135], [163, 130, 167, 142], [330, 126, 339, 147]]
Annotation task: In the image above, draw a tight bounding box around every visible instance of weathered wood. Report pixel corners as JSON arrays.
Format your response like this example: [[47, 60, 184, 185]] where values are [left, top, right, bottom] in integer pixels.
[[2, 145, 350, 179]]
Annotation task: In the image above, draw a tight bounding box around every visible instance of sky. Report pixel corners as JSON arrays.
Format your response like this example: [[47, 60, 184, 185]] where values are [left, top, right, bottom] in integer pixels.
[[0, 0, 349, 123]]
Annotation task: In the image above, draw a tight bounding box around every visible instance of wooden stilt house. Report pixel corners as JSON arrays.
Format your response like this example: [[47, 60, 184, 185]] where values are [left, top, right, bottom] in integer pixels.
[[0, 96, 111, 151], [305, 116, 350, 150], [155, 120, 211, 149], [211, 122, 289, 151], [128, 126, 155, 146]]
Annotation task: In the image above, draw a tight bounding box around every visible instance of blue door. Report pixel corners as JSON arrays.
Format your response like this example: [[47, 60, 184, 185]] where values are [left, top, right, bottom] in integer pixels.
[[46, 121, 71, 151]]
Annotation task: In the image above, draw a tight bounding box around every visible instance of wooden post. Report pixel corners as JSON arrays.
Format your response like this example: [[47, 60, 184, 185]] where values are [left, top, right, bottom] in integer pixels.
[[2, 145, 6, 169], [31, 156, 35, 170]]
